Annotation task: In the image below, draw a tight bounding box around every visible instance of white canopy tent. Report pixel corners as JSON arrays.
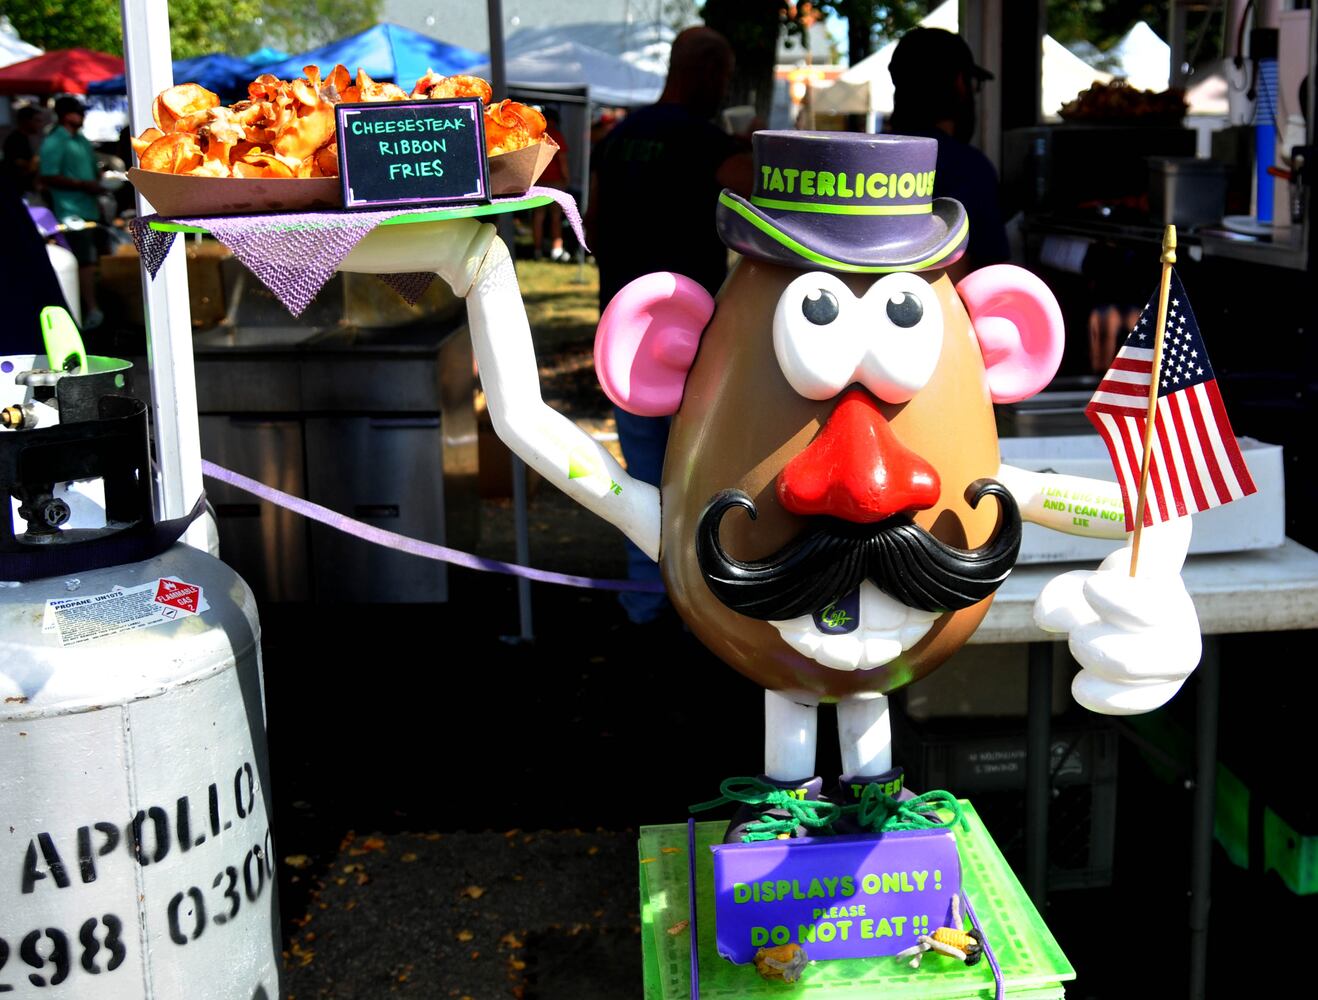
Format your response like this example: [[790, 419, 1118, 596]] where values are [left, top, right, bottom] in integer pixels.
[[1042, 34, 1113, 118], [464, 39, 665, 108], [1107, 21, 1170, 93], [503, 20, 674, 78], [0, 28, 39, 69]]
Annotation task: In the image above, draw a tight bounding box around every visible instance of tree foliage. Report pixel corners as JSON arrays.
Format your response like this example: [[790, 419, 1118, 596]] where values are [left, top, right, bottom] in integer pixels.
[[701, 0, 788, 118], [1, 0, 381, 60], [2, 0, 122, 54], [808, 1, 934, 63], [1047, 0, 1162, 53]]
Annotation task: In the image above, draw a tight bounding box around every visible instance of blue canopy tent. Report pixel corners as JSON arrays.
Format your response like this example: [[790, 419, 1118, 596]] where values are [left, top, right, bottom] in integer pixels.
[[245, 46, 287, 66], [88, 51, 257, 98], [251, 23, 483, 90]]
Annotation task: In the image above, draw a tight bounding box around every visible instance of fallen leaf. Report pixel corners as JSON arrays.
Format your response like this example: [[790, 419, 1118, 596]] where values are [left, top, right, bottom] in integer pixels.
[[456, 929, 474, 942], [587, 846, 599, 856], [667, 920, 690, 936], [661, 847, 683, 855], [462, 885, 486, 900], [499, 932, 525, 949], [401, 852, 418, 863], [509, 958, 527, 971]]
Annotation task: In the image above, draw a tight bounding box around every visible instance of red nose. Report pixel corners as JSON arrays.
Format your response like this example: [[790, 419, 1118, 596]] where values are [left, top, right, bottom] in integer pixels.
[[777, 389, 941, 523]]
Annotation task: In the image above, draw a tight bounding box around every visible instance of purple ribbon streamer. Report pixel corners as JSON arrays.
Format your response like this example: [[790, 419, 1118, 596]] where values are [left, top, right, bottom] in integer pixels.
[[960, 891, 1006, 1000], [130, 186, 587, 317], [201, 459, 663, 593]]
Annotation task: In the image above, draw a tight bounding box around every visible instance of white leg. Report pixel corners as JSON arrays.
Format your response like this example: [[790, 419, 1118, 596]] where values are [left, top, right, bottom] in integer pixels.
[[838, 694, 893, 776], [764, 690, 818, 780]]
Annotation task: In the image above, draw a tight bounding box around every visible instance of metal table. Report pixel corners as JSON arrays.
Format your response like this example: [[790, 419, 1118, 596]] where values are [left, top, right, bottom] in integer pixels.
[[972, 538, 1318, 998]]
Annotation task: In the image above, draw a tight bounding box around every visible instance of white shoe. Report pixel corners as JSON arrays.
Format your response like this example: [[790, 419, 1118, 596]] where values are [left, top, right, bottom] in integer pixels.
[[550, 246, 570, 262]]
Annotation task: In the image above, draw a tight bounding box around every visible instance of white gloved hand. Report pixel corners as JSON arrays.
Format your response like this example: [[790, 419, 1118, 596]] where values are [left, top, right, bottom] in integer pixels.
[[1034, 516, 1200, 715]]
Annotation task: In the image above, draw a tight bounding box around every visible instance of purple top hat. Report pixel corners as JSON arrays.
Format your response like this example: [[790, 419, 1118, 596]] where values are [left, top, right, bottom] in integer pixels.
[[716, 131, 968, 273]]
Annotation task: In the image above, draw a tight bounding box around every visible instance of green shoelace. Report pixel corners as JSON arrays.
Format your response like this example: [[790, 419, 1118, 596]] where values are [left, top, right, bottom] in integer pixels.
[[848, 786, 969, 833], [691, 776, 841, 842]]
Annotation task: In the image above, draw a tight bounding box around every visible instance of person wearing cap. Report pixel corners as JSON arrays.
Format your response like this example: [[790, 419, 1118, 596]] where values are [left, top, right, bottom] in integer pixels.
[[39, 96, 106, 330], [888, 27, 1008, 280]]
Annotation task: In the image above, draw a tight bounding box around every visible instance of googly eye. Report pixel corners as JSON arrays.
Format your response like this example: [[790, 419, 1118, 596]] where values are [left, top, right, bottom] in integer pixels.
[[857, 274, 944, 403], [773, 272, 863, 401], [885, 291, 923, 328], [802, 289, 839, 326]]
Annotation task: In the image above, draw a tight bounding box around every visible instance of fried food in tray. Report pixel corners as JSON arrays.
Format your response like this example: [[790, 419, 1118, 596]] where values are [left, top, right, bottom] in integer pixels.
[[130, 67, 557, 208], [134, 71, 351, 180], [1059, 80, 1188, 123]]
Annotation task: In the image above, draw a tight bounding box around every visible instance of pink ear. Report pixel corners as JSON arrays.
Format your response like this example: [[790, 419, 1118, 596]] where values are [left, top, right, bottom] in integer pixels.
[[595, 272, 715, 416], [955, 265, 1064, 404]]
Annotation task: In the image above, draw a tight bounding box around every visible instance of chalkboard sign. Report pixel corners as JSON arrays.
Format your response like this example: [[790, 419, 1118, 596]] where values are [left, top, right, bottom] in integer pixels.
[[336, 98, 490, 210]]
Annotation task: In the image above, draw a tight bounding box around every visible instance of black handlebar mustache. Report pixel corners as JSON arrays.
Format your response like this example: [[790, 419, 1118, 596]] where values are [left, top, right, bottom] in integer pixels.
[[695, 479, 1021, 621]]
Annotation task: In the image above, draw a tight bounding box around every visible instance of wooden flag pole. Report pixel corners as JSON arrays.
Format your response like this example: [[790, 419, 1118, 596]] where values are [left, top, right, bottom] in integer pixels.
[[1129, 225, 1177, 577]]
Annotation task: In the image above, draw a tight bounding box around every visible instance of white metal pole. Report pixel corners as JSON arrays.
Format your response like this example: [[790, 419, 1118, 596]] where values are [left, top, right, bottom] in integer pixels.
[[120, 0, 207, 548]]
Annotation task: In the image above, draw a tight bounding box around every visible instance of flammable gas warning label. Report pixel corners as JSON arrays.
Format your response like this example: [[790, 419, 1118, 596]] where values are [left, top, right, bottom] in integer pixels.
[[42, 577, 210, 646]]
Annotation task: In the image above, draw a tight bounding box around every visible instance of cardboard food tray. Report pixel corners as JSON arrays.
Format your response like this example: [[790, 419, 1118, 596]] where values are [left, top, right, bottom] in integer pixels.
[[128, 138, 559, 217], [489, 137, 560, 196]]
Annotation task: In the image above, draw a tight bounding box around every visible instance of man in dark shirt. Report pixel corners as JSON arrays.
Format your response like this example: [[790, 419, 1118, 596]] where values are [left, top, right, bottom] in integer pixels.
[[590, 27, 753, 304], [2, 105, 45, 194], [888, 27, 1009, 281], [587, 26, 753, 623]]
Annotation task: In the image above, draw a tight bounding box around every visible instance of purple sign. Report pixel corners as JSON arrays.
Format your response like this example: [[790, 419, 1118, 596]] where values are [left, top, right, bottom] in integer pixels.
[[336, 98, 489, 210], [711, 830, 961, 963]]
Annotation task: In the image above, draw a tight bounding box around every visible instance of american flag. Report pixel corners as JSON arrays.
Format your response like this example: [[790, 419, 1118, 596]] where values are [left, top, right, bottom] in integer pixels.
[[1086, 268, 1256, 530]]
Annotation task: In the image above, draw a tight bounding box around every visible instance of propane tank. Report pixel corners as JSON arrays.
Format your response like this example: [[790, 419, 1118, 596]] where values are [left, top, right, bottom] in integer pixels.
[[1, 354, 279, 999]]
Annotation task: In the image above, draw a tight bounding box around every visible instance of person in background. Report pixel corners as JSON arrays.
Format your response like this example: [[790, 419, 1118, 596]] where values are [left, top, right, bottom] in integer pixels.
[[586, 26, 753, 626], [531, 107, 570, 261], [3, 105, 46, 195], [888, 27, 1008, 280], [39, 96, 105, 330]]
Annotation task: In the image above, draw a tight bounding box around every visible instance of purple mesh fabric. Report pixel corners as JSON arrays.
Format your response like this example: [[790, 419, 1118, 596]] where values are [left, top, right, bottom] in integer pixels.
[[375, 272, 437, 304], [128, 186, 586, 317]]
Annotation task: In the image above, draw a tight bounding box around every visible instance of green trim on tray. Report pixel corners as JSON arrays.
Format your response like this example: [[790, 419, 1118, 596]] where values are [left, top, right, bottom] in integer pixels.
[[147, 194, 553, 234]]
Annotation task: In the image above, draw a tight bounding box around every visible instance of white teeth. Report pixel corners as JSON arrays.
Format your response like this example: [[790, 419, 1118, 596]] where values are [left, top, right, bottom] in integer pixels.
[[821, 635, 864, 670], [796, 631, 823, 654], [900, 624, 932, 649], [858, 582, 906, 629], [769, 604, 938, 672], [864, 636, 903, 663]]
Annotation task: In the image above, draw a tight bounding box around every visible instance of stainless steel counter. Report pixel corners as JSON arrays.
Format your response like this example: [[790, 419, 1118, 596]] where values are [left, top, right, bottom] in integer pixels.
[[190, 316, 478, 604]]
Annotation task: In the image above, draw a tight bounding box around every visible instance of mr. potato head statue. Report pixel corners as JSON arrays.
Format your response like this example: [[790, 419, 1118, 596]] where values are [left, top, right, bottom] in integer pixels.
[[457, 131, 1201, 838]]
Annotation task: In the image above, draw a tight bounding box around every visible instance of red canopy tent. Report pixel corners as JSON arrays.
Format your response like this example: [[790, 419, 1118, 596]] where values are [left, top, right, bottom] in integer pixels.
[[0, 48, 125, 94]]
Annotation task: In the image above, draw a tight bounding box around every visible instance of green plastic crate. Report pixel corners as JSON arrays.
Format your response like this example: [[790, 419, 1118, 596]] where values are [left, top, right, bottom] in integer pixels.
[[640, 801, 1075, 999], [1215, 762, 1318, 895]]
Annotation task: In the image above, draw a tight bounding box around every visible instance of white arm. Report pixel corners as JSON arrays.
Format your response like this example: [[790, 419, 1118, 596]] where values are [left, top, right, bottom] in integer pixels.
[[465, 236, 661, 559], [996, 463, 1127, 538], [340, 218, 661, 561], [998, 462, 1201, 716]]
